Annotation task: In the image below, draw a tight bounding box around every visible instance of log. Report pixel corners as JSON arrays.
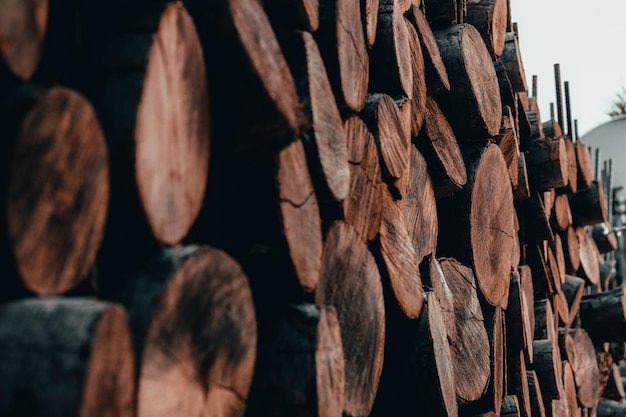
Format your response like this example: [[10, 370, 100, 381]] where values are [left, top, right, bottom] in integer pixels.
[[570, 181, 607, 226], [265, 0, 319, 31], [106, 246, 257, 417], [563, 138, 578, 194], [561, 276, 585, 326], [315, 221, 385, 417], [434, 24, 502, 138], [507, 269, 533, 354], [549, 235, 567, 285], [421, 255, 457, 347], [361, 0, 378, 47], [439, 258, 491, 404], [508, 349, 532, 417], [279, 31, 349, 206], [542, 119, 563, 138], [360, 94, 411, 192], [407, 6, 451, 96], [599, 261, 616, 291], [342, 116, 384, 242], [562, 226, 581, 274], [515, 153, 531, 200], [575, 141, 594, 190], [0, 0, 49, 81], [596, 347, 614, 397], [522, 193, 554, 244], [500, 31, 527, 92], [498, 106, 521, 188], [369, 0, 412, 97], [579, 287, 626, 343], [526, 137, 568, 191], [601, 364, 625, 401], [577, 227, 600, 286], [494, 60, 518, 121], [466, 0, 507, 58], [403, 146, 438, 263], [0, 86, 108, 297], [186, 0, 304, 151], [519, 265, 535, 360], [0, 298, 134, 417], [378, 188, 424, 319], [501, 395, 521, 417], [405, 18, 428, 135], [527, 370, 548, 417], [534, 299, 556, 341], [246, 304, 344, 417], [416, 97, 467, 197], [437, 143, 515, 306], [87, 2, 209, 259], [532, 339, 564, 405], [592, 223, 618, 254], [395, 98, 413, 154], [315, 0, 368, 111], [597, 398, 626, 417], [552, 194, 573, 232], [563, 361, 582, 417], [550, 400, 571, 417]]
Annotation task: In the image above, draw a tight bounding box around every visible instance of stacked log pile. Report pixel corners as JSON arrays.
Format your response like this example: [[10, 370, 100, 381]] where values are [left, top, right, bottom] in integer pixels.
[[0, 0, 625, 416]]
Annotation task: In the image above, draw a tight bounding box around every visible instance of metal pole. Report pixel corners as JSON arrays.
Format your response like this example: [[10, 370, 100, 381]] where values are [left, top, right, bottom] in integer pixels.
[[554, 64, 565, 133], [564, 81, 573, 139]]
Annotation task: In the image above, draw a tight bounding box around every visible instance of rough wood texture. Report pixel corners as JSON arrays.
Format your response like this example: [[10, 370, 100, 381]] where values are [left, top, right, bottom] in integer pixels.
[[508, 350, 532, 417], [439, 258, 491, 404], [407, 6, 450, 96], [360, 94, 410, 191], [577, 227, 600, 286], [498, 106, 520, 188], [89, 2, 210, 253], [187, 0, 304, 151], [403, 146, 438, 264], [0, 0, 48, 80], [361, 0, 378, 47], [416, 97, 467, 197], [534, 299, 556, 341], [315, 0, 368, 111], [405, 18, 427, 135], [434, 24, 502, 138], [526, 110, 544, 138], [532, 339, 563, 405], [466, 0, 507, 58], [601, 364, 625, 401], [562, 226, 581, 274], [342, 116, 384, 242], [570, 181, 607, 226], [0, 86, 108, 297], [0, 298, 134, 417], [515, 153, 531, 200], [279, 31, 349, 205], [500, 32, 526, 92], [552, 194, 573, 232], [246, 304, 344, 417], [550, 235, 566, 286], [494, 61, 517, 121], [379, 188, 424, 319], [108, 246, 257, 417], [575, 142, 594, 190], [521, 193, 554, 244], [579, 287, 626, 343], [315, 222, 385, 417], [501, 395, 521, 417], [591, 223, 618, 254], [563, 138, 578, 194], [507, 270, 533, 354], [562, 276, 585, 326], [437, 144, 515, 306], [563, 361, 582, 417], [542, 119, 563, 138], [526, 137, 568, 191], [369, 0, 412, 97]]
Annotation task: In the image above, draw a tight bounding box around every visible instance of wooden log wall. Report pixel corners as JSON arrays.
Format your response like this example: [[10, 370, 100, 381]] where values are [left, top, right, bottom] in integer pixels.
[[0, 0, 624, 416]]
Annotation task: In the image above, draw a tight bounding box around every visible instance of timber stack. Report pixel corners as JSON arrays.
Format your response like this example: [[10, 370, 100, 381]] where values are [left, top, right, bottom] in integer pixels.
[[0, 0, 624, 416]]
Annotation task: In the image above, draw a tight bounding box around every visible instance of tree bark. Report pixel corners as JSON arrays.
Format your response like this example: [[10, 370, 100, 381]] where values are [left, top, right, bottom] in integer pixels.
[[0, 298, 134, 417], [342, 116, 384, 242], [501, 395, 522, 417], [563, 138, 578, 194], [245, 304, 344, 417], [577, 227, 600, 286], [601, 364, 625, 401], [402, 146, 438, 264], [561, 276, 585, 327], [439, 258, 491, 404], [369, 0, 413, 97], [527, 370, 548, 417], [562, 226, 581, 274], [105, 246, 257, 417], [579, 287, 626, 343], [406, 6, 451, 96], [466, 0, 507, 58], [532, 339, 564, 406], [315, 221, 385, 417], [434, 24, 502, 138], [552, 194, 573, 232], [498, 106, 521, 188], [500, 32, 527, 92], [515, 153, 531, 200], [405, 18, 428, 135], [575, 141, 594, 190], [570, 181, 607, 226], [494, 60, 518, 121], [507, 269, 533, 355], [563, 361, 582, 417], [508, 349, 532, 417], [278, 31, 349, 206], [315, 0, 368, 111], [437, 143, 515, 306], [591, 223, 618, 254], [0, 86, 108, 298], [416, 97, 467, 197]]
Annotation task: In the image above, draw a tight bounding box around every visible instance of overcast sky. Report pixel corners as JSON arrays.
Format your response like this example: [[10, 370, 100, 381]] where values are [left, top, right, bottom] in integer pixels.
[[509, 0, 626, 137]]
